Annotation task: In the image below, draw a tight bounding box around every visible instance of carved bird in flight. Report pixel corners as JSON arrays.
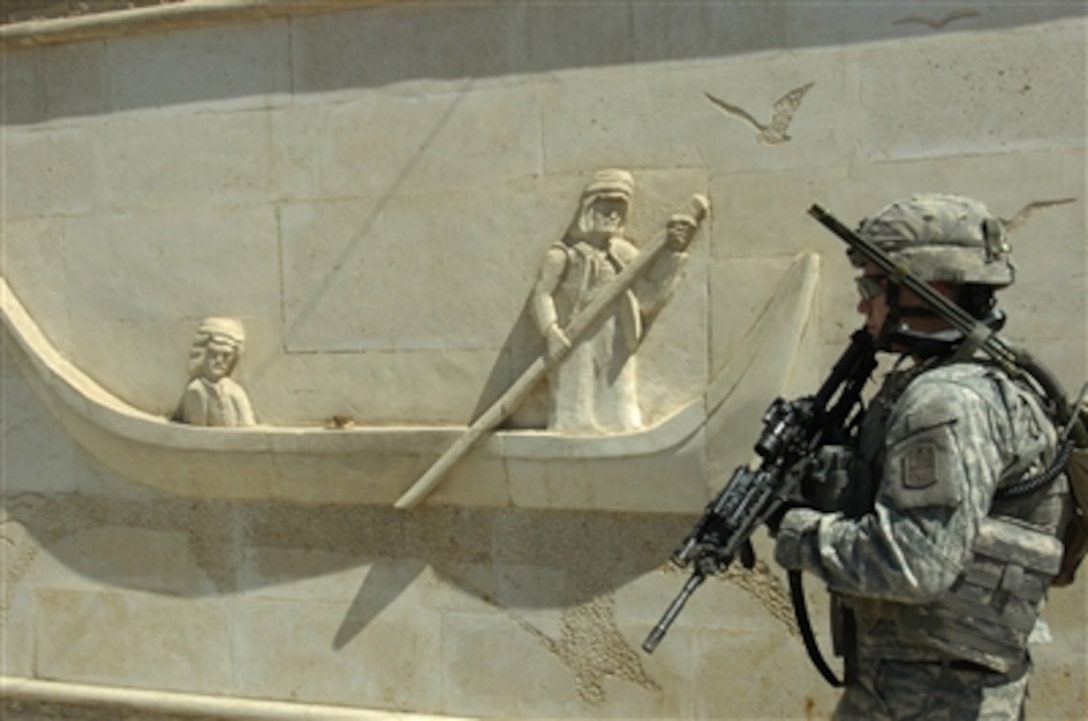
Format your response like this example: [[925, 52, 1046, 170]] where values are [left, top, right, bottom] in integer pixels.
[[704, 82, 814, 146], [892, 9, 981, 29], [999, 198, 1076, 233]]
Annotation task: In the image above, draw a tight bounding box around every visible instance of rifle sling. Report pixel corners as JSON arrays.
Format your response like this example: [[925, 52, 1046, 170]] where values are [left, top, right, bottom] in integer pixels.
[[789, 569, 848, 688]]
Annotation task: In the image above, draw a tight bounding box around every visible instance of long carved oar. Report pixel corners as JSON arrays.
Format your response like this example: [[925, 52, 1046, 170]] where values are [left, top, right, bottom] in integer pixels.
[[394, 194, 710, 509]]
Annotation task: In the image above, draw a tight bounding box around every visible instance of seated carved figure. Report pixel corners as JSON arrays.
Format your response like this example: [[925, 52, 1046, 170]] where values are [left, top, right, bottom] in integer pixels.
[[175, 317, 256, 427]]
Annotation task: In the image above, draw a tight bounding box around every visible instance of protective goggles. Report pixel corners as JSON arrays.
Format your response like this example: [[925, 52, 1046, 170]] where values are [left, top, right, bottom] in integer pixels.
[[854, 275, 888, 301]]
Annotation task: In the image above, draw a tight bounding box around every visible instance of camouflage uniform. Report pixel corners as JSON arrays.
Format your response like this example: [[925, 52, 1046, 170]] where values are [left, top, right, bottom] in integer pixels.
[[774, 194, 1072, 720]]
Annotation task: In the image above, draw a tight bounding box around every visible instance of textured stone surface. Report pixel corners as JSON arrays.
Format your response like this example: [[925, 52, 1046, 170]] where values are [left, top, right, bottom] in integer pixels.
[[1, 3, 1085, 721]]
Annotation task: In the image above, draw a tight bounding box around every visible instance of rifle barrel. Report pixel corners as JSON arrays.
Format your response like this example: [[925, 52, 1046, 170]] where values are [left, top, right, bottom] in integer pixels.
[[642, 571, 705, 653]]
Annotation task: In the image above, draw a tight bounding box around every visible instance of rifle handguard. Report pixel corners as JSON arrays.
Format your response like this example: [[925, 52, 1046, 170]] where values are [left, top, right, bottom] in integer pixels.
[[643, 330, 876, 654]]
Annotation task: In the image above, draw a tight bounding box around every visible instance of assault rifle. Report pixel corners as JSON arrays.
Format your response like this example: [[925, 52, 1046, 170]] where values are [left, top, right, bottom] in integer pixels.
[[642, 328, 876, 655]]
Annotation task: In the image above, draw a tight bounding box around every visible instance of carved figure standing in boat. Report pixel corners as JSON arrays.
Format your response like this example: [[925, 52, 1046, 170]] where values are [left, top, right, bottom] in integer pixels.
[[175, 317, 256, 427], [530, 169, 698, 434]]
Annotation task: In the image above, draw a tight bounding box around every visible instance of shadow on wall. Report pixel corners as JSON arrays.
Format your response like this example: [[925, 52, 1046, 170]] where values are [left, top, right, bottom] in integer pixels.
[[2, 2, 1084, 124], [3, 479, 804, 707], [474, 293, 550, 429], [0, 483, 698, 648]]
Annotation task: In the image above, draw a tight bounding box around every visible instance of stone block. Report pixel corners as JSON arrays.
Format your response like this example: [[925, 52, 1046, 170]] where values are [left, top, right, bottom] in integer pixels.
[[505, 426, 707, 514], [708, 164, 847, 261], [521, 2, 634, 73], [425, 561, 500, 617], [265, 103, 324, 202], [42, 526, 221, 596], [630, 1, 788, 63], [857, 20, 1086, 161], [90, 112, 284, 212], [42, 39, 108, 118], [693, 628, 839, 720], [71, 451, 166, 500], [0, 355, 78, 494], [104, 21, 291, 114], [787, 2, 924, 48], [540, 51, 853, 177], [786, 3, 1086, 50], [290, 3, 519, 94], [440, 609, 584, 717], [494, 561, 567, 617], [708, 256, 805, 372], [0, 46, 44, 125], [279, 192, 537, 352], [252, 347, 507, 426], [238, 546, 369, 603], [0, 587, 34, 678], [35, 588, 232, 694], [616, 555, 796, 640], [608, 621, 697, 720], [319, 82, 542, 199], [1, 126, 97, 218], [429, 455, 511, 509], [1030, 588, 1088, 721], [2, 216, 71, 354], [63, 206, 279, 325], [230, 594, 444, 712]]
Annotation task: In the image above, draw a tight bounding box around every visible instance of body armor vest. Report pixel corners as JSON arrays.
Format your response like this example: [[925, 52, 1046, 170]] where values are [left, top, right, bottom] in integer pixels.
[[835, 360, 1070, 674]]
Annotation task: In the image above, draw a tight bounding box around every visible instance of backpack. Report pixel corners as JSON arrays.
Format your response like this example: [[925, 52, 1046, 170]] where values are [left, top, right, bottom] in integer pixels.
[[1054, 396, 1088, 587]]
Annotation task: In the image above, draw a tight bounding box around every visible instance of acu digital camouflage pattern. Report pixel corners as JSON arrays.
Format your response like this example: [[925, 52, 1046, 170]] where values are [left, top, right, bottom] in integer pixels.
[[832, 656, 1030, 721], [775, 359, 1070, 721], [848, 193, 1015, 287]]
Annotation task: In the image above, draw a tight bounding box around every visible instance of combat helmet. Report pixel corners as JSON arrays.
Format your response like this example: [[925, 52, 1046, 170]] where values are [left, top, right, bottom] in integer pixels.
[[849, 193, 1015, 288]]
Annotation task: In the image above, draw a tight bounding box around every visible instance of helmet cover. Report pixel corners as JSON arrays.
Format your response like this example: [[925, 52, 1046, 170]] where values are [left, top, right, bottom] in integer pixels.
[[849, 193, 1014, 287]]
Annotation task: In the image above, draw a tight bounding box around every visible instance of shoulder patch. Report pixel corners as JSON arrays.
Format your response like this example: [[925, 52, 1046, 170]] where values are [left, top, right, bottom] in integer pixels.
[[901, 443, 938, 489]]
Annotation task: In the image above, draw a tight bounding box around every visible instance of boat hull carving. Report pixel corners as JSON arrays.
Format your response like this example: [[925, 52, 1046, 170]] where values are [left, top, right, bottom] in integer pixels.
[[1, 253, 818, 510]]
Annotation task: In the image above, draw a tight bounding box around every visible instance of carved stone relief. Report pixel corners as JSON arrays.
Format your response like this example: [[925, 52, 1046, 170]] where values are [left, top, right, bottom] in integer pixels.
[[892, 9, 981, 30], [704, 82, 814, 146], [173, 317, 256, 427], [998, 198, 1075, 233], [529, 168, 705, 434]]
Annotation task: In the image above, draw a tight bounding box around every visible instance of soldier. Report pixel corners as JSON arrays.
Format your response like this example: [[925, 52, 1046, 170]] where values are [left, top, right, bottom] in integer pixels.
[[176, 316, 256, 427], [772, 194, 1073, 719]]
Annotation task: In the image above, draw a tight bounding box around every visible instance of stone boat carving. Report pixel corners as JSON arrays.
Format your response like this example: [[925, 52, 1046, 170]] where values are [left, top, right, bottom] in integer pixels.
[[0, 254, 819, 511]]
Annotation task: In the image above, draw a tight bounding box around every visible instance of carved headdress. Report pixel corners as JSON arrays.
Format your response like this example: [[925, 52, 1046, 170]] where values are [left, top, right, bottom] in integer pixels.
[[581, 168, 634, 201], [571, 168, 634, 241], [188, 316, 246, 378]]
